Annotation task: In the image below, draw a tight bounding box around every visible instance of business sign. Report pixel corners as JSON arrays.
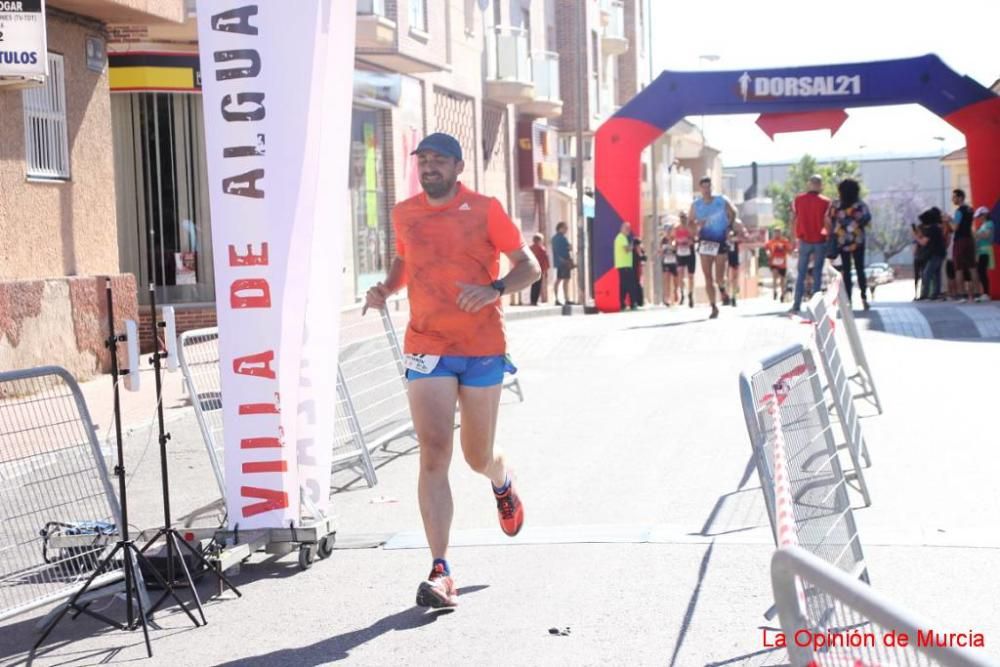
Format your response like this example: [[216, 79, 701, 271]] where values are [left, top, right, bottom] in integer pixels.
[[0, 0, 47, 78], [517, 120, 557, 190], [197, 1, 354, 528]]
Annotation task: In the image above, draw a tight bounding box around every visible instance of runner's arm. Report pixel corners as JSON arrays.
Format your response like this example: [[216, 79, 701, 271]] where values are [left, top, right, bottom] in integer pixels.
[[724, 197, 738, 224], [499, 247, 542, 293], [364, 257, 406, 312], [456, 247, 540, 313]]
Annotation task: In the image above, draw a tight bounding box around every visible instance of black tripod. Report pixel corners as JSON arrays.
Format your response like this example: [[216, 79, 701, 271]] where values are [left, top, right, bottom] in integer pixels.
[[34, 279, 199, 658], [138, 285, 241, 620]]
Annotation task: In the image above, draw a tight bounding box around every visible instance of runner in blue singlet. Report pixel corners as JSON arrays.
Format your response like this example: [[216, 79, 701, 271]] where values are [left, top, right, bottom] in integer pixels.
[[689, 176, 737, 319]]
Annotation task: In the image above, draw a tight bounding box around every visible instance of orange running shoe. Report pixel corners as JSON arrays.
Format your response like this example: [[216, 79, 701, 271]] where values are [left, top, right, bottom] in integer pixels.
[[494, 480, 524, 537], [415, 563, 458, 609]]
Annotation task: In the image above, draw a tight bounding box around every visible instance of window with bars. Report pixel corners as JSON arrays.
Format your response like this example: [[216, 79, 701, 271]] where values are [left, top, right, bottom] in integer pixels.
[[22, 53, 70, 180]]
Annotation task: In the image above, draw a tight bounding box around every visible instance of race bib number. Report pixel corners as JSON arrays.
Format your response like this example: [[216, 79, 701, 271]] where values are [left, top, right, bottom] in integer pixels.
[[699, 241, 720, 256], [404, 354, 440, 374], [663, 252, 677, 264], [772, 256, 786, 267], [677, 245, 692, 257]]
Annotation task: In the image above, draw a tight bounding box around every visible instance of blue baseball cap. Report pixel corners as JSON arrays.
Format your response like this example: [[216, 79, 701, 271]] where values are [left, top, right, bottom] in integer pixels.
[[411, 132, 463, 161]]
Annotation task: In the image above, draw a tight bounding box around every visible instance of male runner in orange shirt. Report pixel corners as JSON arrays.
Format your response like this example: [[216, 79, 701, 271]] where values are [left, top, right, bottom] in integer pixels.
[[764, 228, 794, 302], [365, 133, 540, 609]]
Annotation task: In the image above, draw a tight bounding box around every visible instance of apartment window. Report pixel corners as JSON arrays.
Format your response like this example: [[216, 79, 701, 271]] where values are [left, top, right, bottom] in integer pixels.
[[410, 0, 427, 32], [558, 136, 575, 187], [23, 53, 70, 180], [463, 0, 476, 35]]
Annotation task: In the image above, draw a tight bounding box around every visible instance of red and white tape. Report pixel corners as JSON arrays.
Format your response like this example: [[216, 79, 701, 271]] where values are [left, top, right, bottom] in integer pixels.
[[761, 365, 812, 613]]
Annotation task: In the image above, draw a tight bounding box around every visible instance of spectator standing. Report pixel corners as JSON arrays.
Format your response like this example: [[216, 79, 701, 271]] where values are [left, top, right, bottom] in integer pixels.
[[973, 206, 994, 302], [911, 222, 928, 300], [829, 178, 872, 310], [950, 189, 977, 302], [789, 175, 830, 313], [615, 222, 638, 310], [916, 207, 947, 300], [528, 233, 551, 306], [551, 222, 574, 305], [632, 237, 648, 307]]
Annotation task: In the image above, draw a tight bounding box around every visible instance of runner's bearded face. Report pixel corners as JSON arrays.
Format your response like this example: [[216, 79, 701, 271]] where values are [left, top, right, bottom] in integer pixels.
[[418, 151, 463, 199]]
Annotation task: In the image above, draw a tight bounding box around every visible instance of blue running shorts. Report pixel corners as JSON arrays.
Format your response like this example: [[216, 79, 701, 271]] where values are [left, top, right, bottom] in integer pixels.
[[405, 355, 517, 387]]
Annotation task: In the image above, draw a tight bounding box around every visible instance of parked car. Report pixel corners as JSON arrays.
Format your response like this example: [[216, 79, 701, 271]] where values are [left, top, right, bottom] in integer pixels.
[[864, 262, 895, 286]]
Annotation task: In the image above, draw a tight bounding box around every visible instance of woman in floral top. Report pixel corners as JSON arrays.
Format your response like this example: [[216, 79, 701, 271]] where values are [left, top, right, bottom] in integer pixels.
[[828, 178, 872, 310]]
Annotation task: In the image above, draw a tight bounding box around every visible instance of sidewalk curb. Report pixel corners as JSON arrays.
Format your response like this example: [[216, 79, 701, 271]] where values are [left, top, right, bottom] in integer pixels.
[[505, 304, 586, 321]]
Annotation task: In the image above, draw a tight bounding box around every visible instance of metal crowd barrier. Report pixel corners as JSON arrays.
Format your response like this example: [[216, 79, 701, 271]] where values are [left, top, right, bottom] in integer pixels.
[[772, 547, 995, 667], [825, 267, 883, 415], [176, 329, 227, 499], [0, 367, 128, 622], [179, 296, 526, 499], [177, 327, 379, 495], [336, 305, 414, 460], [739, 344, 869, 586], [807, 292, 873, 507]]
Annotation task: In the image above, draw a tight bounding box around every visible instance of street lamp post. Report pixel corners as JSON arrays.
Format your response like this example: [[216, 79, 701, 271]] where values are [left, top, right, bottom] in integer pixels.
[[575, 0, 588, 307]]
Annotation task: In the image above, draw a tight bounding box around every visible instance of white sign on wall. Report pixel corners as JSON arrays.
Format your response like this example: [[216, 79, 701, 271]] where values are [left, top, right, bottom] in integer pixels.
[[0, 0, 48, 78]]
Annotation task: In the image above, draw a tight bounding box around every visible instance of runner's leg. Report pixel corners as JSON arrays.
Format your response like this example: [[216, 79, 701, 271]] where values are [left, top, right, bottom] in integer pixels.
[[457, 384, 506, 488], [701, 254, 716, 306], [408, 377, 459, 561], [715, 256, 727, 300]]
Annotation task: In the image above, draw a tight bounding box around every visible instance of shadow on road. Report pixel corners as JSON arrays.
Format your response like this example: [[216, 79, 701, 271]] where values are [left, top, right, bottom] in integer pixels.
[[214, 586, 489, 666], [667, 540, 715, 667]]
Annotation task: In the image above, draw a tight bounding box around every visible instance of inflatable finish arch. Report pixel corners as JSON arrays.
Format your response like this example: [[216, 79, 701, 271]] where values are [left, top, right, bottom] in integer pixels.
[[594, 54, 1000, 311]]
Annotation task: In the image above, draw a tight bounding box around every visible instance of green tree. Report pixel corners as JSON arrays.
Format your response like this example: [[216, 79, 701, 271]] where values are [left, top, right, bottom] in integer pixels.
[[766, 154, 865, 227]]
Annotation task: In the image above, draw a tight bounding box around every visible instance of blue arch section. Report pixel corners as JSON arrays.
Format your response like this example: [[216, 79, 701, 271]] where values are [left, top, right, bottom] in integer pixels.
[[614, 54, 994, 129]]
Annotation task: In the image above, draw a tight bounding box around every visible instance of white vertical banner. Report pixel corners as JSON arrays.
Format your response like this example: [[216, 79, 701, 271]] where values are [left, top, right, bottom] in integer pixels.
[[295, 3, 354, 517], [197, 2, 353, 528]]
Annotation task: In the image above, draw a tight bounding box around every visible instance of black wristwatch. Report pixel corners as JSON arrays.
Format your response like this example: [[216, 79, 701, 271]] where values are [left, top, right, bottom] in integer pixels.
[[491, 279, 506, 295]]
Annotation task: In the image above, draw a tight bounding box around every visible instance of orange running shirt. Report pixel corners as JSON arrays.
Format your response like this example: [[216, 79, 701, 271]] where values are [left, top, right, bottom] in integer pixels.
[[765, 238, 793, 268], [393, 183, 525, 356]]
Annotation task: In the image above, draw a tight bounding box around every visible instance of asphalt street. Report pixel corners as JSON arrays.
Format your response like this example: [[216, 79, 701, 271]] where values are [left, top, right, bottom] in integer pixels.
[[2, 281, 998, 666]]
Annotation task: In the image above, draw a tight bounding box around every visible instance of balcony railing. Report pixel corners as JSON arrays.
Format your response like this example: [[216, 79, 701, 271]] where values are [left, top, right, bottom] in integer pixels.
[[486, 26, 531, 84], [358, 0, 387, 16], [601, 0, 626, 40], [531, 51, 560, 101]]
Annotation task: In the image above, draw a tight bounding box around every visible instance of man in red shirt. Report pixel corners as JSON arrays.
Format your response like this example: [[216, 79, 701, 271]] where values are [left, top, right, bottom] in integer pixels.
[[790, 175, 830, 313], [365, 133, 540, 609], [529, 233, 551, 305]]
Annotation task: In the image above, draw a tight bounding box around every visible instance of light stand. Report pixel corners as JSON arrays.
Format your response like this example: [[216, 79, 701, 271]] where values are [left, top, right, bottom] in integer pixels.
[[34, 279, 197, 657], [138, 285, 241, 620]]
